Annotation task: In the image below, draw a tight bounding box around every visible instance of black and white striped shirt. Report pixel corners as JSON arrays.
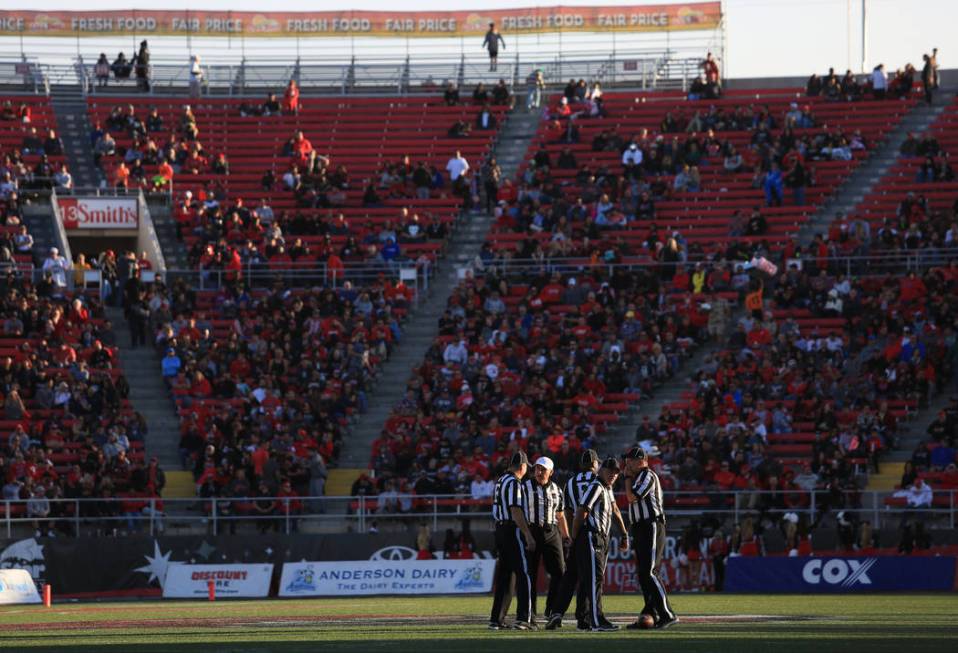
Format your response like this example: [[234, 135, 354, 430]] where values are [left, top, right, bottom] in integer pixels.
[[580, 478, 615, 537], [564, 471, 596, 513], [522, 479, 563, 527], [628, 467, 665, 524], [492, 472, 524, 523]]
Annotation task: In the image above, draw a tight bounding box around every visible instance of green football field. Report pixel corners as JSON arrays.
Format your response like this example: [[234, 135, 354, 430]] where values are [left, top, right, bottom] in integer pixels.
[[0, 593, 956, 652]]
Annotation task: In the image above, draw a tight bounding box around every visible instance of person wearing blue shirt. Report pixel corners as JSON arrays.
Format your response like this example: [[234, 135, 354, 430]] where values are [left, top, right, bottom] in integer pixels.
[[381, 238, 401, 263], [161, 348, 181, 379], [763, 163, 784, 207]]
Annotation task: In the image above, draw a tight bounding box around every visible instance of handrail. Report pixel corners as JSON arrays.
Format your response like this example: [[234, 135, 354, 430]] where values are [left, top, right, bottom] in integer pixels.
[[47, 187, 73, 265], [5, 488, 955, 537]]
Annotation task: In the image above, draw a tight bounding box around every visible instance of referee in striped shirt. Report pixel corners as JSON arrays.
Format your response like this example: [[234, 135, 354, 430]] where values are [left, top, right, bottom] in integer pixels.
[[624, 446, 678, 629], [546, 448, 599, 629], [489, 450, 537, 630], [547, 456, 629, 632], [522, 456, 569, 618]]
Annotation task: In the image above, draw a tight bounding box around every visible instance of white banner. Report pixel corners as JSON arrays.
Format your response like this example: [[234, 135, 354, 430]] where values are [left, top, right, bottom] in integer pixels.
[[279, 559, 495, 597], [57, 197, 139, 230], [0, 569, 41, 604], [162, 563, 273, 599]]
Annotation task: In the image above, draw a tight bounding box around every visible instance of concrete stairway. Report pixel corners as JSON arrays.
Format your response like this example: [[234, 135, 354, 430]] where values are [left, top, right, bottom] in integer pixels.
[[50, 88, 102, 189], [798, 100, 947, 242], [21, 204, 59, 260], [603, 97, 948, 457], [147, 200, 190, 271], [105, 306, 182, 470], [602, 337, 736, 455], [337, 107, 541, 468]]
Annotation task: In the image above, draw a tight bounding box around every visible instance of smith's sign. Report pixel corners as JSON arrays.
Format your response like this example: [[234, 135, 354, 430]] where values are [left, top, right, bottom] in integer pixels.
[[57, 197, 138, 230]]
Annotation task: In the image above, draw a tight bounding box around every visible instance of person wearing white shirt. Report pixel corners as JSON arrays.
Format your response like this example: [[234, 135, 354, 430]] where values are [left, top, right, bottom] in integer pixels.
[[472, 475, 495, 500], [42, 247, 71, 289], [443, 339, 468, 365], [446, 150, 469, 181], [872, 64, 887, 99], [622, 143, 643, 180], [895, 478, 932, 508]]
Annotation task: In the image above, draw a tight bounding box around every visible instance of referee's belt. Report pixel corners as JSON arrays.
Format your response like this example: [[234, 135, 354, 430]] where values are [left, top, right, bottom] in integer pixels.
[[531, 523, 557, 532], [495, 520, 514, 527]]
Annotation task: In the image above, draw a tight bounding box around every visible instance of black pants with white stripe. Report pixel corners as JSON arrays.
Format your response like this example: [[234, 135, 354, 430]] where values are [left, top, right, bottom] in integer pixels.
[[490, 523, 533, 624], [549, 539, 588, 622], [574, 530, 608, 628], [528, 524, 565, 617], [631, 519, 675, 622]]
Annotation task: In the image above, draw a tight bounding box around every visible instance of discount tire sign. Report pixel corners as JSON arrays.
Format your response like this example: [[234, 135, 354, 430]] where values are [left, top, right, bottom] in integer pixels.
[[57, 197, 138, 230]]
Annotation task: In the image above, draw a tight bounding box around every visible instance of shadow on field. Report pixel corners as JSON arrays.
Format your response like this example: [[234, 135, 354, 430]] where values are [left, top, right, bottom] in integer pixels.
[[12, 630, 958, 653]]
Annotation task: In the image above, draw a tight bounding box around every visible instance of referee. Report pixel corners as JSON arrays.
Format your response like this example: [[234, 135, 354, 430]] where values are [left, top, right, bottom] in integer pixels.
[[547, 457, 629, 632], [522, 456, 569, 618], [545, 448, 599, 630], [489, 450, 537, 631], [624, 446, 678, 630]]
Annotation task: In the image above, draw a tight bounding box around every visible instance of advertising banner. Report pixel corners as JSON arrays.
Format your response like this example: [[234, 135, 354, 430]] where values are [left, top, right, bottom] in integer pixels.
[[725, 556, 958, 593], [0, 569, 41, 605], [279, 559, 495, 596], [162, 563, 273, 598], [0, 5, 722, 39], [57, 197, 138, 230]]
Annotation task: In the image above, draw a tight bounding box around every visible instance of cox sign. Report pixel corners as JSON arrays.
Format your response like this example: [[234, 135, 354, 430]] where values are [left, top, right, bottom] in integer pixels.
[[801, 558, 875, 587], [58, 197, 138, 230], [725, 556, 957, 593]]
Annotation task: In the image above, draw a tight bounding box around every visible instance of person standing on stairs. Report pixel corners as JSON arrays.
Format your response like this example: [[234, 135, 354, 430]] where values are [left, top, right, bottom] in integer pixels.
[[127, 290, 150, 349]]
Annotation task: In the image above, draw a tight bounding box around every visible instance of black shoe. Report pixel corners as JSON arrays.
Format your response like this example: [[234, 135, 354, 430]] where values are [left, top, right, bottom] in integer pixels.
[[591, 622, 620, 632], [655, 616, 679, 630], [576, 621, 590, 631], [514, 620, 538, 631], [544, 614, 563, 630], [488, 621, 506, 630], [626, 620, 643, 630]]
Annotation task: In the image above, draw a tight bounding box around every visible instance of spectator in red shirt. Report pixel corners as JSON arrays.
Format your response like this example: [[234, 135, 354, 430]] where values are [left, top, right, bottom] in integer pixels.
[[282, 80, 300, 114]]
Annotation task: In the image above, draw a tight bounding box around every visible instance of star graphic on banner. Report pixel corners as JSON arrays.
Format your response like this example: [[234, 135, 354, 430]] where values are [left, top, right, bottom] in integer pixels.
[[264, 547, 274, 557], [195, 540, 216, 560], [134, 541, 173, 589]]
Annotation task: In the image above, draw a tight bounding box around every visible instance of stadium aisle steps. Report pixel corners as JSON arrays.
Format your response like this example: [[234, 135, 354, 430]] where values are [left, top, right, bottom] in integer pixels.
[[105, 306, 183, 470], [163, 471, 198, 499], [866, 462, 905, 492], [339, 109, 541, 469], [326, 469, 364, 497]]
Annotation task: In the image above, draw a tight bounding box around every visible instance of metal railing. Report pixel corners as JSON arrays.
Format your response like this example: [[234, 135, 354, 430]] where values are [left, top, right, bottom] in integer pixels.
[[0, 36, 719, 96], [474, 249, 958, 278], [4, 489, 954, 537], [161, 258, 432, 299]]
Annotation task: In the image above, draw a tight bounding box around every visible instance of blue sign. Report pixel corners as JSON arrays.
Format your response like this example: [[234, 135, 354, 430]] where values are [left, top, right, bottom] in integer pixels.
[[725, 556, 957, 593]]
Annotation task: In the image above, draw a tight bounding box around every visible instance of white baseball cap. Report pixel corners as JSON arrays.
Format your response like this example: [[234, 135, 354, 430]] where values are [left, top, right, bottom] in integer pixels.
[[534, 456, 554, 471]]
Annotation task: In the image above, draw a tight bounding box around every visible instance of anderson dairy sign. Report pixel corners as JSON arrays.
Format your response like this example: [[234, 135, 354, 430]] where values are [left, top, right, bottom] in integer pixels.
[[57, 197, 138, 231]]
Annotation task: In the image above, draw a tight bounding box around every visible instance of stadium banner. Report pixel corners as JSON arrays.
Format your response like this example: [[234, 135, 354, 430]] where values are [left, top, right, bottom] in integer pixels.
[[279, 559, 495, 596], [57, 196, 139, 230], [162, 563, 273, 598], [0, 5, 721, 39], [725, 556, 958, 593], [0, 568, 41, 604], [0, 534, 497, 598]]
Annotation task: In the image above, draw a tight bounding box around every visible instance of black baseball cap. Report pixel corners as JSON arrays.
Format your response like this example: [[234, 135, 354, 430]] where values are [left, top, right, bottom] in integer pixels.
[[625, 446, 647, 461], [580, 448, 599, 469], [510, 451, 529, 467], [601, 457, 622, 473]]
